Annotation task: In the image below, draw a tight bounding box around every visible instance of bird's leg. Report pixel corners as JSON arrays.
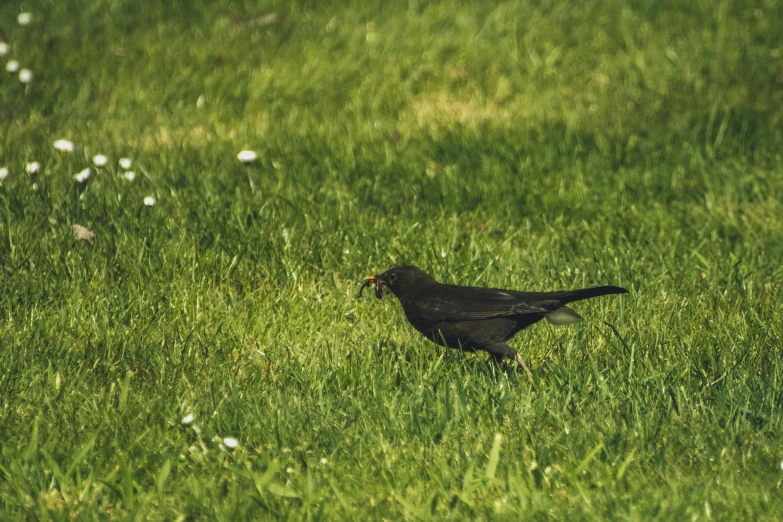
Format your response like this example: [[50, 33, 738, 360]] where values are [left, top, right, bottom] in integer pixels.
[[514, 353, 533, 379], [490, 343, 533, 379]]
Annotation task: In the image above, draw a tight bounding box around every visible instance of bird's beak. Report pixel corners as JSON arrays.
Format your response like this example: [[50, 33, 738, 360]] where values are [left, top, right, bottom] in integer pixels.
[[358, 274, 385, 299]]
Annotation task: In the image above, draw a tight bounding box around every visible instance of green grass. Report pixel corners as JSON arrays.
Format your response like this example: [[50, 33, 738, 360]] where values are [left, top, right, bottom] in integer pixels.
[[2, 0, 783, 519]]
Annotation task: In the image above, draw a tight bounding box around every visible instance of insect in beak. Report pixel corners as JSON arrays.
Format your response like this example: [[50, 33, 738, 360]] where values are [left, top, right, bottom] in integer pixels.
[[358, 274, 385, 300]]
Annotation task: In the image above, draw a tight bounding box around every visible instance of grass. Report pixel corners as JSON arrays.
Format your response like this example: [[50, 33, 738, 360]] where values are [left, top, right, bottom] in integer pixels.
[[1, 0, 783, 519]]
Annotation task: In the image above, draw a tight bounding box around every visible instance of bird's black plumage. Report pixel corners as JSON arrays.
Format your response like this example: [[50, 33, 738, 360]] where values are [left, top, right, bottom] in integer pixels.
[[361, 266, 628, 376]]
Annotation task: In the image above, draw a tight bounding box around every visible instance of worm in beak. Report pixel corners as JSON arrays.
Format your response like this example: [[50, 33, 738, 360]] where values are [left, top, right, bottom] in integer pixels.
[[358, 274, 385, 300]]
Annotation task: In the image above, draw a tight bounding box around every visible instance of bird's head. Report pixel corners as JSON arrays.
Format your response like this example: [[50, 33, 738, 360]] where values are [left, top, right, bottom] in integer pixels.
[[359, 266, 438, 300]]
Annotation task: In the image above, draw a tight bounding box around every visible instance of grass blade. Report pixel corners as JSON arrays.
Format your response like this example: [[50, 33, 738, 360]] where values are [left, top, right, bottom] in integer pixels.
[[485, 433, 503, 479], [573, 443, 604, 477], [156, 458, 171, 496]]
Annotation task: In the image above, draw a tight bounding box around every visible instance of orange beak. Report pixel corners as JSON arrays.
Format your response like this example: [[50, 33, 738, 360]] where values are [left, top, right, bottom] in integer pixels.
[[358, 274, 385, 299]]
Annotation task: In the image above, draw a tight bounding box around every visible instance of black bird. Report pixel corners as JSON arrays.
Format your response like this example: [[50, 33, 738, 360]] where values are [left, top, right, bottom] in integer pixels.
[[359, 266, 627, 377]]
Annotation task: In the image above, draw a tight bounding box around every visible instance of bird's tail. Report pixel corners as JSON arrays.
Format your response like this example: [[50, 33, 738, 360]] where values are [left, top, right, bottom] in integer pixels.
[[551, 285, 628, 305]]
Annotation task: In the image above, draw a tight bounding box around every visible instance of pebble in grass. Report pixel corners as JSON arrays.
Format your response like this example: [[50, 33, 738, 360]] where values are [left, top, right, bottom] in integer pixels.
[[72, 224, 95, 244], [73, 168, 91, 183]]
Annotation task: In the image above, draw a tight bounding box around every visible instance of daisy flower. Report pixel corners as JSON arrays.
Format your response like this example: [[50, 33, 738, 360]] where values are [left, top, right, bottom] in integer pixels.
[[53, 139, 75, 152], [73, 168, 91, 183], [237, 150, 258, 164]]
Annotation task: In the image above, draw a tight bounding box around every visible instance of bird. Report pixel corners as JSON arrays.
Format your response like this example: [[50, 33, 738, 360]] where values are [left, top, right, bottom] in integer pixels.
[[359, 266, 628, 377]]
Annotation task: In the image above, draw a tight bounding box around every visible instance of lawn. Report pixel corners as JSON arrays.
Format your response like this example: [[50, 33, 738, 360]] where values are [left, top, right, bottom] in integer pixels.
[[1, 0, 782, 519]]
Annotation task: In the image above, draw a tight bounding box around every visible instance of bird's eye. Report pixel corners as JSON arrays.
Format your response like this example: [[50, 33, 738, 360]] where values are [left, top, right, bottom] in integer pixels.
[[390, 273, 398, 282]]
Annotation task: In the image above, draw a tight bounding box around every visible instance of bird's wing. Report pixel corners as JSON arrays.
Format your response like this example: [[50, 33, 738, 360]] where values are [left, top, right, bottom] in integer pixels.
[[420, 285, 561, 322]]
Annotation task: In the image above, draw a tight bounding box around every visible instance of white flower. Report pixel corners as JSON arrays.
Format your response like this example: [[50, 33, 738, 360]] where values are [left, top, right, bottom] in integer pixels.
[[222, 437, 238, 449], [93, 154, 108, 167], [196, 95, 205, 108], [181, 413, 195, 425], [320, 457, 328, 465], [0, 167, 8, 181], [441, 249, 446, 258], [119, 157, 132, 169], [18, 13, 33, 25], [237, 150, 258, 164], [0, 43, 9, 56], [6, 60, 19, 73], [73, 168, 91, 183], [124, 171, 136, 181], [25, 162, 40, 174], [53, 139, 75, 152], [143, 196, 156, 206], [18, 69, 32, 83]]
